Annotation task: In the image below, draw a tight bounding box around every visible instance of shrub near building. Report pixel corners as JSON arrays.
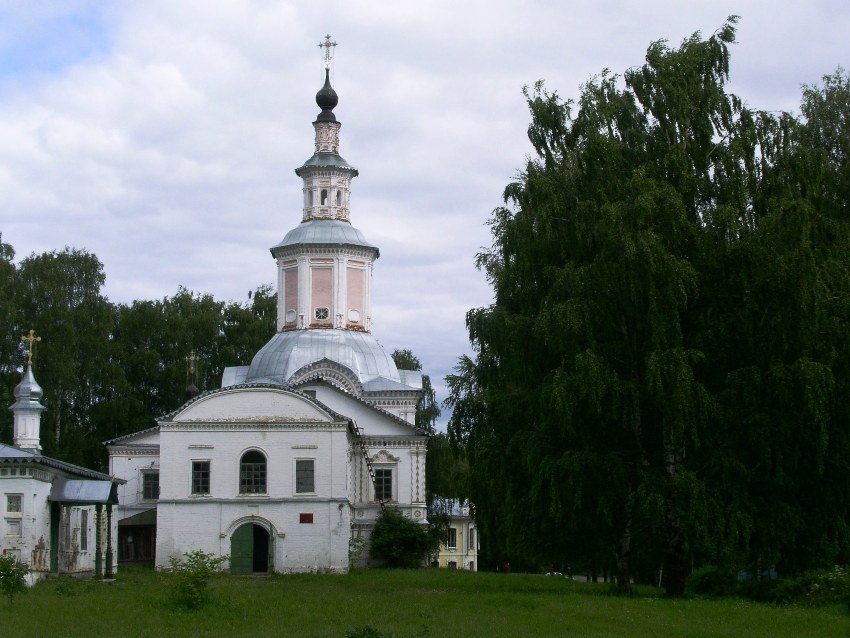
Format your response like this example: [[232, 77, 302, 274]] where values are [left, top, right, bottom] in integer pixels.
[[369, 508, 437, 568]]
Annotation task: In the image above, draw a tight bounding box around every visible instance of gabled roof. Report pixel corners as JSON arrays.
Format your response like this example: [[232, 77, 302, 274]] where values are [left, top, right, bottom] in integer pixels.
[[0, 443, 122, 483], [105, 383, 354, 444], [157, 382, 350, 424], [103, 425, 160, 446], [103, 379, 427, 445], [301, 379, 429, 437]]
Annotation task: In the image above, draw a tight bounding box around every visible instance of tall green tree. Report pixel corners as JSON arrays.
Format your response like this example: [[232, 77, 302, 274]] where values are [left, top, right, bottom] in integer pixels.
[[0, 235, 20, 443], [110, 285, 276, 435], [390, 349, 440, 434], [8, 247, 119, 468], [1, 239, 277, 468], [447, 19, 850, 595], [696, 68, 850, 576]]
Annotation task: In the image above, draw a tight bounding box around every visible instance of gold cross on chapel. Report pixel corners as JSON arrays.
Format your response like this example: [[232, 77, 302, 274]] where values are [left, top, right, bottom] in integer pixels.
[[21, 329, 41, 366]]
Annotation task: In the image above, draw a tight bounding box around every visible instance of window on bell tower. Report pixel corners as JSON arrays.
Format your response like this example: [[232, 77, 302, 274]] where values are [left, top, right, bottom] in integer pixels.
[[321, 189, 328, 205]]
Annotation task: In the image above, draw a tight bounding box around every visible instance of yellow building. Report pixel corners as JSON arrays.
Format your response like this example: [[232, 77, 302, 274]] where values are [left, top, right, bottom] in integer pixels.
[[432, 499, 477, 571]]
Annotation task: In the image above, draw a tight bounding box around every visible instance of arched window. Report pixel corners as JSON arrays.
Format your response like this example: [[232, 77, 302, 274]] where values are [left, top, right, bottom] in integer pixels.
[[307, 190, 313, 207], [336, 190, 342, 206], [239, 450, 267, 494], [320, 189, 328, 205]]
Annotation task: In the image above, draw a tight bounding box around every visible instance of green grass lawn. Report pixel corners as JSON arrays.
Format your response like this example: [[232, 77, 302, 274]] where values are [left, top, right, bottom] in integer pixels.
[[3, 568, 849, 637]]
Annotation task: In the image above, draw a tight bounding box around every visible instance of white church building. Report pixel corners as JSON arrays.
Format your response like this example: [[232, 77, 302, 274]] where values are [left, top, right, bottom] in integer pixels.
[[107, 52, 429, 574]]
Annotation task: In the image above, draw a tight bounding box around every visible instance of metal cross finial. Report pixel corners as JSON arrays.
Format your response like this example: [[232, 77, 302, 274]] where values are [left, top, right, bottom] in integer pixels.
[[318, 34, 337, 71], [186, 350, 199, 377], [21, 329, 41, 366]]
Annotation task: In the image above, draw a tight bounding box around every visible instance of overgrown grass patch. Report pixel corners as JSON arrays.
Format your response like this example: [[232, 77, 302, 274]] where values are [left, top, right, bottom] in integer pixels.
[[5, 568, 848, 637]]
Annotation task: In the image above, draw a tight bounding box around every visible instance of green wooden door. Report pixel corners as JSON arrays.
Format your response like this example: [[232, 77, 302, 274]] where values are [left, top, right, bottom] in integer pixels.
[[230, 524, 253, 575]]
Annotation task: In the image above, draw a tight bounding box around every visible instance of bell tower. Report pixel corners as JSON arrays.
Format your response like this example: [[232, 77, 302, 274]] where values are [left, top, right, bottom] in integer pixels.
[[271, 37, 377, 334], [239, 36, 423, 417], [296, 36, 358, 223]]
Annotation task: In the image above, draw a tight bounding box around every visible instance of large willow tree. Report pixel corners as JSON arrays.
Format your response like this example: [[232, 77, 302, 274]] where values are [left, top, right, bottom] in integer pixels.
[[447, 18, 850, 595]]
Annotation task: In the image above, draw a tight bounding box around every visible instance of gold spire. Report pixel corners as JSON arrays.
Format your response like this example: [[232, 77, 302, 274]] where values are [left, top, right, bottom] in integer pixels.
[[21, 329, 41, 366]]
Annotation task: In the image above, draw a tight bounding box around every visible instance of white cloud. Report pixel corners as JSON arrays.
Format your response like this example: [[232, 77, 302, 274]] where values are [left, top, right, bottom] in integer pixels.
[[1, 1, 848, 429]]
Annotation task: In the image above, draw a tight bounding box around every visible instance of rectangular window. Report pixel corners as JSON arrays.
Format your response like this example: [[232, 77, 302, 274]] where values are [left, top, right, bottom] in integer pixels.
[[191, 461, 211, 495], [80, 510, 88, 551], [6, 494, 22, 513], [447, 527, 457, 550], [299, 513, 314, 524], [62, 507, 71, 546], [5, 519, 21, 537], [142, 471, 160, 501], [374, 468, 392, 502], [295, 459, 315, 493]]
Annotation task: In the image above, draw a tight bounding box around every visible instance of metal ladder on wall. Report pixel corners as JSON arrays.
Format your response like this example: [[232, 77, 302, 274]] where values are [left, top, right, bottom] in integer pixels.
[[351, 420, 385, 512]]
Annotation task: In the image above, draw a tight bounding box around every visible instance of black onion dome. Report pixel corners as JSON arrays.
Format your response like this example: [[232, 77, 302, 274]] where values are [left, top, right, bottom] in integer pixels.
[[315, 68, 338, 122]]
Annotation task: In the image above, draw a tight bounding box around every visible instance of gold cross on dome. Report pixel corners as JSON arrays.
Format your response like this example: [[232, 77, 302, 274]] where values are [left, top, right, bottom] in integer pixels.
[[318, 34, 337, 70], [21, 329, 41, 366]]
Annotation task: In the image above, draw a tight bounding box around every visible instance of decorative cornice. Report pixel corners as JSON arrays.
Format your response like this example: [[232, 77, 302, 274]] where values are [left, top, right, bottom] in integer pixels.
[[157, 496, 350, 505], [160, 422, 348, 432], [108, 447, 160, 457], [363, 438, 427, 449], [274, 245, 376, 260], [291, 360, 363, 395], [367, 398, 419, 407], [370, 450, 400, 464]]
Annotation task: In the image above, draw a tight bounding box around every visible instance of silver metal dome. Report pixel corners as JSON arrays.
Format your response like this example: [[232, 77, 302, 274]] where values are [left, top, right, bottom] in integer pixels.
[[10, 365, 45, 411], [245, 329, 401, 386], [271, 219, 377, 254]]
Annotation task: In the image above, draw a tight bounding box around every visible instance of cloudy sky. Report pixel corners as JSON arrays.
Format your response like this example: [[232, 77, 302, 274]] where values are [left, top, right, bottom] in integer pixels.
[[1, 1, 847, 428]]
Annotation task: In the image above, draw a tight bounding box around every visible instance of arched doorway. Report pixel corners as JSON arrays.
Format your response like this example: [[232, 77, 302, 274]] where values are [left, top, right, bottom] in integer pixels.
[[230, 523, 271, 574]]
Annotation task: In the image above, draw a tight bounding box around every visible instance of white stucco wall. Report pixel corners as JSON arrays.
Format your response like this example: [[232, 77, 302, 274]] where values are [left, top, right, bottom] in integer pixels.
[[109, 431, 160, 514], [153, 387, 353, 572], [108, 384, 427, 574], [1, 469, 118, 585]]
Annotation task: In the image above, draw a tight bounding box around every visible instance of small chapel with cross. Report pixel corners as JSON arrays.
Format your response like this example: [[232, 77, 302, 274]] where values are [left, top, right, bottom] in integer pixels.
[[105, 38, 429, 574], [1, 331, 123, 584]]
